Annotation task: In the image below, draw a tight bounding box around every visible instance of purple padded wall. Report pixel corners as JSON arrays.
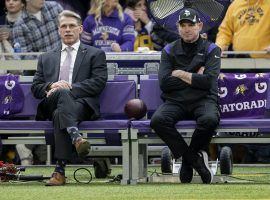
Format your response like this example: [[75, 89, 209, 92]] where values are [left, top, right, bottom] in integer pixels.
[[140, 79, 162, 112], [16, 84, 40, 117], [11, 81, 136, 118], [100, 80, 136, 116]]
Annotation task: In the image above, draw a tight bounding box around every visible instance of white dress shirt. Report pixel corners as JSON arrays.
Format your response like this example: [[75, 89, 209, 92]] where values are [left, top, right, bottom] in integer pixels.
[[59, 41, 80, 84]]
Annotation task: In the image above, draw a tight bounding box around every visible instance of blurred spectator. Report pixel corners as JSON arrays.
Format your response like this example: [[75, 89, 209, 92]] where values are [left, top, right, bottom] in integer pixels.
[[0, 0, 26, 63], [81, 0, 135, 52], [12, 0, 63, 54], [0, 0, 25, 27], [151, 23, 179, 51], [150, 0, 232, 50], [12, 0, 63, 165], [0, 0, 5, 17], [124, 0, 154, 51], [0, 0, 26, 165], [201, 0, 232, 43], [216, 0, 270, 58], [46, 0, 90, 21], [119, 0, 125, 7]]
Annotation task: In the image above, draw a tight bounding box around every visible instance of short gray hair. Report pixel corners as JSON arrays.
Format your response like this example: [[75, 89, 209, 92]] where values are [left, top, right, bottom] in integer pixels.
[[58, 10, 82, 25]]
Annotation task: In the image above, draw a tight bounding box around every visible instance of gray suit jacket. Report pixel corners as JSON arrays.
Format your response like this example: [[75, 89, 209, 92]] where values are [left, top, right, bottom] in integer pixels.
[[31, 43, 108, 120]]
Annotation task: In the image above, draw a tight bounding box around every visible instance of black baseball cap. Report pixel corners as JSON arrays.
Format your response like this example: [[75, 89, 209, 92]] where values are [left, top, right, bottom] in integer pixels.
[[178, 8, 201, 24]]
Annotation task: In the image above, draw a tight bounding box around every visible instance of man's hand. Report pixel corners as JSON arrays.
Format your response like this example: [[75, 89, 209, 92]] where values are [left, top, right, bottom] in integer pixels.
[[46, 87, 57, 97], [172, 69, 192, 84], [197, 66, 205, 74], [200, 33, 208, 40], [51, 80, 71, 90], [172, 69, 184, 78], [264, 45, 270, 54], [46, 80, 71, 97], [0, 31, 9, 41], [111, 42, 122, 52], [134, 9, 150, 24], [172, 67, 204, 85]]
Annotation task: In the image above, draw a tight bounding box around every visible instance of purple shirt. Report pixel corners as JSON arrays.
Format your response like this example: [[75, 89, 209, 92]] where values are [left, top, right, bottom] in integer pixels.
[[81, 9, 135, 52]]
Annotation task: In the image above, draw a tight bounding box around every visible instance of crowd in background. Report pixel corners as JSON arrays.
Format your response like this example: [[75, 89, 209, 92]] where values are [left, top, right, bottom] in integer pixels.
[[1, 0, 270, 165], [1, 0, 270, 57], [0, 0, 228, 58]]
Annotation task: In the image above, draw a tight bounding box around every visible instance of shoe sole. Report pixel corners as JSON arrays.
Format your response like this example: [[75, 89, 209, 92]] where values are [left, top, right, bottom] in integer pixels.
[[77, 140, 91, 157], [200, 150, 213, 184], [45, 182, 65, 186]]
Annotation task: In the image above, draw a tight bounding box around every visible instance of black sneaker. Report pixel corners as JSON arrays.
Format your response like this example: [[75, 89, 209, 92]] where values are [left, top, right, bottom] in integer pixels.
[[192, 150, 213, 184], [179, 159, 193, 183]]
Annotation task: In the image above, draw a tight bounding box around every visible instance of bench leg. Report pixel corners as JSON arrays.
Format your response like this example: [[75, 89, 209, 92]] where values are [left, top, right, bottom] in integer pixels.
[[121, 130, 130, 185], [46, 145, 51, 165], [130, 128, 139, 184], [139, 144, 148, 180]]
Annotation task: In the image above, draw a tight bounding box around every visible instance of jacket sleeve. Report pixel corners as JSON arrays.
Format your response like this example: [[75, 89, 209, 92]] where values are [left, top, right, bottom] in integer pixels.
[[120, 14, 135, 52], [215, 2, 235, 50], [191, 46, 221, 90], [81, 16, 94, 46], [31, 54, 52, 99], [71, 49, 108, 98], [159, 48, 188, 93]]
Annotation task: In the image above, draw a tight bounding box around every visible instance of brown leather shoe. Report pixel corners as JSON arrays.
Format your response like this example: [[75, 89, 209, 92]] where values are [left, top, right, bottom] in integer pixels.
[[75, 138, 91, 157], [45, 172, 66, 186]]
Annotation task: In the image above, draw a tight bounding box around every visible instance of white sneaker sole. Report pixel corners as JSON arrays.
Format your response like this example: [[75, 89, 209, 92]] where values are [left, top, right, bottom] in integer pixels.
[[200, 150, 213, 183]]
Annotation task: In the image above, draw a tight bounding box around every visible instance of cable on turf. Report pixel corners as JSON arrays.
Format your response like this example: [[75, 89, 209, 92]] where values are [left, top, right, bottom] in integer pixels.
[[73, 167, 92, 184]]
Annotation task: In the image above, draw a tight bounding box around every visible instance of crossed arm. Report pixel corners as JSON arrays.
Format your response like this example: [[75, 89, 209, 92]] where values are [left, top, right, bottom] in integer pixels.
[[159, 47, 221, 92], [171, 67, 205, 85]]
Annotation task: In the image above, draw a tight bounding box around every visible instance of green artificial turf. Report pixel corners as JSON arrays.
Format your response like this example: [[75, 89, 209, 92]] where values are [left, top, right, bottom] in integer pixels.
[[1, 166, 270, 200]]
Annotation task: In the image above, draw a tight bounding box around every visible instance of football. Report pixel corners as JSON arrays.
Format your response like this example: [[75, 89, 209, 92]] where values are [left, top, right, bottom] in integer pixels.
[[124, 99, 147, 120]]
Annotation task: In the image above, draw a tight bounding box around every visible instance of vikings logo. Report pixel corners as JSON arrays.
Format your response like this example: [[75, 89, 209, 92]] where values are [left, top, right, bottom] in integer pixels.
[[255, 82, 267, 93], [4, 80, 16, 90], [255, 73, 266, 78], [218, 87, 228, 98], [184, 10, 191, 16], [235, 74, 247, 80], [234, 84, 248, 96], [2, 95, 13, 104], [218, 73, 226, 81], [100, 31, 109, 41]]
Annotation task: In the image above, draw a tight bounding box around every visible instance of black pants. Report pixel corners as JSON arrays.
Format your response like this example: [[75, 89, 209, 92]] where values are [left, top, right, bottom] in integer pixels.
[[42, 89, 93, 160], [150, 98, 220, 159]]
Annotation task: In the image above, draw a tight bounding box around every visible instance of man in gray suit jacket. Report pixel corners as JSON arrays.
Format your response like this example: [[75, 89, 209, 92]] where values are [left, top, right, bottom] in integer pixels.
[[31, 10, 107, 186]]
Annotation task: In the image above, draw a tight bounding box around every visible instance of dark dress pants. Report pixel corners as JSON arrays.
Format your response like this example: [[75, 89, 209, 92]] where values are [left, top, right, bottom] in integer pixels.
[[41, 89, 93, 160], [150, 98, 220, 159]]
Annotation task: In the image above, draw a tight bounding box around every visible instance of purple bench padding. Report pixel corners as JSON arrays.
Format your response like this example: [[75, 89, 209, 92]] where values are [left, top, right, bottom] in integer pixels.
[[131, 119, 270, 130], [0, 120, 130, 130], [0, 81, 136, 145]]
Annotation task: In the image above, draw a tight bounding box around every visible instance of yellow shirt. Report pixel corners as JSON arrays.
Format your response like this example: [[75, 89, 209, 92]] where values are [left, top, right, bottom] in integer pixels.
[[216, 0, 270, 58]]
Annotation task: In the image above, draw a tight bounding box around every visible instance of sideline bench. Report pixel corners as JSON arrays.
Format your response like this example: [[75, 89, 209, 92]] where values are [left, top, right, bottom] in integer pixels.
[[129, 77, 270, 184], [0, 80, 136, 184]]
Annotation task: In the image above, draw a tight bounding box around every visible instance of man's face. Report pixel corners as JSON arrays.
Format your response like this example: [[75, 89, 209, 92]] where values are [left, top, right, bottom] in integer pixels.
[[178, 21, 203, 43], [27, 0, 44, 10], [58, 16, 82, 46]]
